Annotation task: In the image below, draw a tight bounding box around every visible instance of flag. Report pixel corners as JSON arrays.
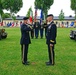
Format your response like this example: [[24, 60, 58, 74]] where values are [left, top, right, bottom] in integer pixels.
[[34, 8, 37, 22], [40, 9, 43, 25], [29, 10, 33, 23]]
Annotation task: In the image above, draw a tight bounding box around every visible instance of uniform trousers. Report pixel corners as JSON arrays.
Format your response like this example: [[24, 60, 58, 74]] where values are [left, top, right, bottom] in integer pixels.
[[48, 44, 55, 64], [21, 44, 29, 63], [40, 29, 44, 38], [35, 29, 39, 38]]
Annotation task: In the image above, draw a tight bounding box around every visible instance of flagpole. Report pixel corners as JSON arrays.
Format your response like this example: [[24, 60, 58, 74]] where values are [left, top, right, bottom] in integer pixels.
[[34, 6, 37, 22]]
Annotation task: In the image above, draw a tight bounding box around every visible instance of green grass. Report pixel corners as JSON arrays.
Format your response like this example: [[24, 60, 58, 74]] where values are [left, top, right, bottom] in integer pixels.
[[0, 27, 76, 75]]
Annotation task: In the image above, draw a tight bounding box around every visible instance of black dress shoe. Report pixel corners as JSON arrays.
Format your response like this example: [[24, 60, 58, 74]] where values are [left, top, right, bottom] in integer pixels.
[[24, 62, 30, 65], [45, 61, 50, 64], [22, 62, 25, 64], [22, 61, 30, 65], [46, 62, 51, 65], [26, 61, 30, 63], [46, 62, 54, 66]]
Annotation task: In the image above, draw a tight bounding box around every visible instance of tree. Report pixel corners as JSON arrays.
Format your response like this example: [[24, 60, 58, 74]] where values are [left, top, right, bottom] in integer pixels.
[[34, 0, 54, 19], [12, 15, 16, 21], [2, 13, 11, 19], [70, 0, 76, 19], [0, 0, 23, 22], [59, 9, 64, 21], [2, 0, 23, 17], [0, 0, 4, 22], [26, 7, 32, 17], [58, 10, 65, 27]]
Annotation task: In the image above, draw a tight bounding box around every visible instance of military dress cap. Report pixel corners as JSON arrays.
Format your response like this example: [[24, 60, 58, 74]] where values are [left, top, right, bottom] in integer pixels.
[[47, 14, 54, 17], [23, 17, 29, 20]]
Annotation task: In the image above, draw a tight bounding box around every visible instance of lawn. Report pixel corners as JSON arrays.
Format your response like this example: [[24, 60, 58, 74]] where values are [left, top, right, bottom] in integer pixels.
[[0, 27, 76, 75]]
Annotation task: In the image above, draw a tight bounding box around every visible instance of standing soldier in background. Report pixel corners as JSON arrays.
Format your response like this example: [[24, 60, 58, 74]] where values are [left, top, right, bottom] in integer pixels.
[[20, 17, 32, 65], [46, 14, 57, 66], [34, 20, 40, 39], [30, 23, 34, 39], [40, 21, 44, 39], [20, 21, 22, 27], [44, 20, 48, 38]]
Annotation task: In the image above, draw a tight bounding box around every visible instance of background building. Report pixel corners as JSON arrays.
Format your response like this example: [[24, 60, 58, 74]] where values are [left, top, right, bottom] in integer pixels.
[[3, 16, 75, 27]]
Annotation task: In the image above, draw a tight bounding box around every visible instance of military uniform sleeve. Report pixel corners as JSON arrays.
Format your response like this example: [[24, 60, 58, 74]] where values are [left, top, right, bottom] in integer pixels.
[[50, 24, 57, 44], [21, 25, 32, 31]]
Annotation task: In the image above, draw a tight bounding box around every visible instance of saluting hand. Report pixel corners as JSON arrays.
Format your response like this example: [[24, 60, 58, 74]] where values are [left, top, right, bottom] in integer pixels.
[[27, 20, 32, 24]]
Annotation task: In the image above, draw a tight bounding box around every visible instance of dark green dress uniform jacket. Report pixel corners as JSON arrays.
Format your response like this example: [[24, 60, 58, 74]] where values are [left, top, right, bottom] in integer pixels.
[[20, 23, 31, 45], [46, 21, 57, 45]]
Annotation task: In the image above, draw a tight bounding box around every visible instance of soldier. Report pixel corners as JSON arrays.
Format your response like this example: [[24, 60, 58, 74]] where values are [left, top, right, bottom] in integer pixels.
[[46, 14, 57, 66], [30, 24, 34, 39], [40, 22, 44, 39], [44, 21, 48, 38], [20, 17, 32, 65], [34, 21, 40, 39], [20, 21, 22, 27]]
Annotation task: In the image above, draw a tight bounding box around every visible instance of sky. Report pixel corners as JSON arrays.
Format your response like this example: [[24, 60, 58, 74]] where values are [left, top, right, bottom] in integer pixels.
[[5, 0, 75, 16]]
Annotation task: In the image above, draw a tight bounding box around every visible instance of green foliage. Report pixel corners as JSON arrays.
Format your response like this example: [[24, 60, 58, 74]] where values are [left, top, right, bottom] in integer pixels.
[[59, 10, 65, 21], [0, 0, 23, 21], [34, 0, 54, 18], [0, 0, 4, 22], [71, 0, 76, 10], [2, 0, 23, 13], [70, 0, 76, 19], [2, 13, 11, 19], [0, 28, 76, 75], [26, 7, 33, 17], [0, 0, 3, 15], [12, 15, 16, 21]]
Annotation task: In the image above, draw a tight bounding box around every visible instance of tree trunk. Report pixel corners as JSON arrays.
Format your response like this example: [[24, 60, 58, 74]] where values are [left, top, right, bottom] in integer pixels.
[[75, 10, 76, 20], [43, 13, 46, 21], [0, 14, 2, 22], [43, 9, 48, 20]]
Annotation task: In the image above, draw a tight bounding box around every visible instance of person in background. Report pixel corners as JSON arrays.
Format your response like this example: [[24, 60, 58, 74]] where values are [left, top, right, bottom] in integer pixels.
[[30, 23, 34, 39], [20, 21, 22, 27], [40, 21, 44, 39], [34, 20, 40, 39], [44, 20, 48, 38]]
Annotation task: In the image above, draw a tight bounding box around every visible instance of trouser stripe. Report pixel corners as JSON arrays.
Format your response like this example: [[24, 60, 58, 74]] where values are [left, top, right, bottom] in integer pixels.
[[50, 46, 53, 64], [22, 44, 25, 63]]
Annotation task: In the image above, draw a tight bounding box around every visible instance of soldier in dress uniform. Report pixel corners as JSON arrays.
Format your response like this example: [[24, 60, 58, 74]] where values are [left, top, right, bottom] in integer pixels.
[[20, 17, 32, 65], [40, 22, 44, 39], [46, 14, 57, 66], [30, 24, 34, 39], [34, 21, 40, 39], [44, 20, 48, 38]]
